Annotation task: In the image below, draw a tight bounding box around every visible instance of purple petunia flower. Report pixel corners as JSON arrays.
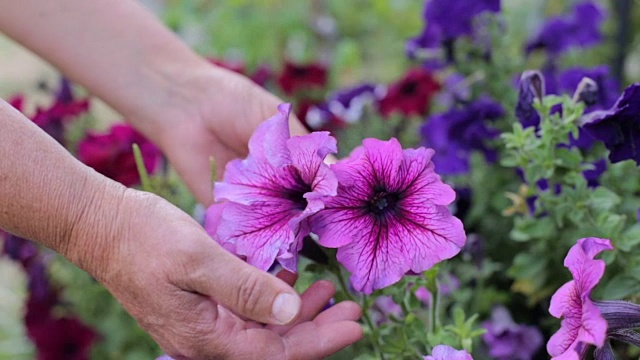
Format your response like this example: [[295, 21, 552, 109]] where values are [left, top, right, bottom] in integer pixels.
[[581, 84, 640, 165], [583, 159, 607, 188], [206, 104, 338, 272], [482, 306, 543, 360], [424, 344, 473, 360], [516, 70, 545, 128], [547, 237, 613, 359], [310, 138, 466, 293], [305, 83, 386, 129], [422, 97, 504, 174], [525, 1, 605, 56], [406, 0, 500, 64]]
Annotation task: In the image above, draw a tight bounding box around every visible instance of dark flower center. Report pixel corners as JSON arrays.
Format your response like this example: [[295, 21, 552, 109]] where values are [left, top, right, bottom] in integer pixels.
[[284, 173, 313, 210], [400, 81, 418, 95], [368, 190, 400, 216]]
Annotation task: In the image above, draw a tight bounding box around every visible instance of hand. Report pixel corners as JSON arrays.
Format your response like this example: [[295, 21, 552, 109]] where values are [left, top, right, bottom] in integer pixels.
[[68, 188, 362, 360], [151, 66, 309, 205]]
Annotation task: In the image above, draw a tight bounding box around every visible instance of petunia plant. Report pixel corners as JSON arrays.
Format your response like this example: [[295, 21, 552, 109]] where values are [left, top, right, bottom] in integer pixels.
[[203, 103, 479, 358]]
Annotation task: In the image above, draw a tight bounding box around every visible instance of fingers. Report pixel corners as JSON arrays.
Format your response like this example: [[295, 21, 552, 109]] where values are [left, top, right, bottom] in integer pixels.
[[275, 269, 298, 287], [185, 245, 302, 326], [282, 320, 364, 360], [269, 280, 335, 334]]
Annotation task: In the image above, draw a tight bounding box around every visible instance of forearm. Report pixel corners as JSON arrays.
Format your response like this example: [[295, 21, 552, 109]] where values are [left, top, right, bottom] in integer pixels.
[[0, 0, 214, 140], [0, 100, 124, 274]]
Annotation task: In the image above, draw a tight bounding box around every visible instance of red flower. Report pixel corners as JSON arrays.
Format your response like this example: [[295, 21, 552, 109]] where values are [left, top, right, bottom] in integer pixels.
[[209, 58, 273, 87], [379, 68, 441, 117], [28, 317, 97, 360], [77, 123, 162, 187], [277, 61, 328, 95]]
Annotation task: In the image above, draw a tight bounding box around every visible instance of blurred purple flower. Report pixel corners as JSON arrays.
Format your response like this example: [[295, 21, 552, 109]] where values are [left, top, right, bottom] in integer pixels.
[[583, 159, 607, 188], [415, 273, 460, 306], [424, 345, 473, 360], [310, 138, 466, 293], [77, 123, 162, 187], [558, 66, 619, 111], [207, 104, 338, 272], [373, 295, 403, 324], [525, 2, 605, 56], [407, 0, 500, 64], [305, 83, 385, 129], [422, 97, 504, 174], [581, 84, 640, 164], [435, 73, 471, 109], [482, 306, 543, 360], [547, 237, 612, 359]]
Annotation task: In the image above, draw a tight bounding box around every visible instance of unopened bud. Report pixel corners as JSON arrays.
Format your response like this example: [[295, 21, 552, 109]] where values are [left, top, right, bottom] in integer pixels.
[[572, 77, 599, 106]]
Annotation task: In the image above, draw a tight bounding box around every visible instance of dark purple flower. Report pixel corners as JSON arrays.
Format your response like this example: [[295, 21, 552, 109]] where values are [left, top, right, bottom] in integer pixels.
[[77, 123, 162, 187], [379, 68, 441, 117], [581, 84, 640, 164], [277, 61, 328, 96], [421, 97, 504, 174], [424, 0, 500, 41], [206, 104, 338, 272], [547, 237, 612, 359], [482, 306, 543, 360], [525, 2, 605, 56], [28, 317, 97, 360], [310, 138, 466, 293], [406, 0, 500, 64], [516, 70, 545, 128], [558, 66, 619, 111], [583, 159, 607, 188]]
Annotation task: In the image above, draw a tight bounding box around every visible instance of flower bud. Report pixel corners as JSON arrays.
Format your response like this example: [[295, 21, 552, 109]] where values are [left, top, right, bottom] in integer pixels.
[[572, 77, 599, 106]]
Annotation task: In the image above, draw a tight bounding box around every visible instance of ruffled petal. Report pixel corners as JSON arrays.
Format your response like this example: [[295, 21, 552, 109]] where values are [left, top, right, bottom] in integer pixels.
[[216, 201, 303, 272], [247, 103, 293, 167]]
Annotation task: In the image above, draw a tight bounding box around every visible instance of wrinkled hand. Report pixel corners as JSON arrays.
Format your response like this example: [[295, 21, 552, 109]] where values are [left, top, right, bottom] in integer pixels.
[[70, 188, 362, 360], [155, 66, 308, 205]]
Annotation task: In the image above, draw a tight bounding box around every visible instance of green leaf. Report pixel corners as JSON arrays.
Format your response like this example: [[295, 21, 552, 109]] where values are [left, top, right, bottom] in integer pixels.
[[590, 187, 622, 212], [617, 223, 640, 252], [602, 274, 640, 299]]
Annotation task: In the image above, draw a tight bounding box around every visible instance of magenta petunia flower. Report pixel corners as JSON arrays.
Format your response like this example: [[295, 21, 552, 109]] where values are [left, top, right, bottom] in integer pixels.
[[206, 104, 338, 272], [424, 344, 473, 360], [310, 138, 466, 293], [77, 123, 162, 187], [547, 237, 613, 359]]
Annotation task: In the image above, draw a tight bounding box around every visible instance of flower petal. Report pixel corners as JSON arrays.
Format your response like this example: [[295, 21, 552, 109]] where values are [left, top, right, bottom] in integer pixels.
[[216, 201, 303, 272], [247, 103, 293, 168]]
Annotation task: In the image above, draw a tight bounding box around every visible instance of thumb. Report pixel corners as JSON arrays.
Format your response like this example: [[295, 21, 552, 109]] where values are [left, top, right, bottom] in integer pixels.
[[187, 244, 302, 325]]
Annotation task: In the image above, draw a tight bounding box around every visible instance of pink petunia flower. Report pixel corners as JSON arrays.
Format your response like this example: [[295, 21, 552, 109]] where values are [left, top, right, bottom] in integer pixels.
[[310, 138, 466, 294], [424, 344, 473, 360], [206, 104, 338, 272], [77, 123, 162, 187], [547, 237, 613, 359]]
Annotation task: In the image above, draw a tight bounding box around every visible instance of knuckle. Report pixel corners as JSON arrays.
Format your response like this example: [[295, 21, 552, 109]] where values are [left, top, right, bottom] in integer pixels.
[[235, 270, 265, 315]]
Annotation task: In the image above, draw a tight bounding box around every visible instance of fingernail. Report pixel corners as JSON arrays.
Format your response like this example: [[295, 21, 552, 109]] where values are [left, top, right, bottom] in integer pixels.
[[272, 293, 300, 324]]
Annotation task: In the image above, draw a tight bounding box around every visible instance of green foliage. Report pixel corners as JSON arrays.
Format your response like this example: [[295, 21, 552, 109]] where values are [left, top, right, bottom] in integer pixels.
[[0, 257, 34, 360]]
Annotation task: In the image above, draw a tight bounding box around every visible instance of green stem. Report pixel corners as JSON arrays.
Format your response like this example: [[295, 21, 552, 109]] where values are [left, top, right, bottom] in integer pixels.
[[333, 268, 385, 360], [132, 143, 152, 192], [430, 279, 440, 334]]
